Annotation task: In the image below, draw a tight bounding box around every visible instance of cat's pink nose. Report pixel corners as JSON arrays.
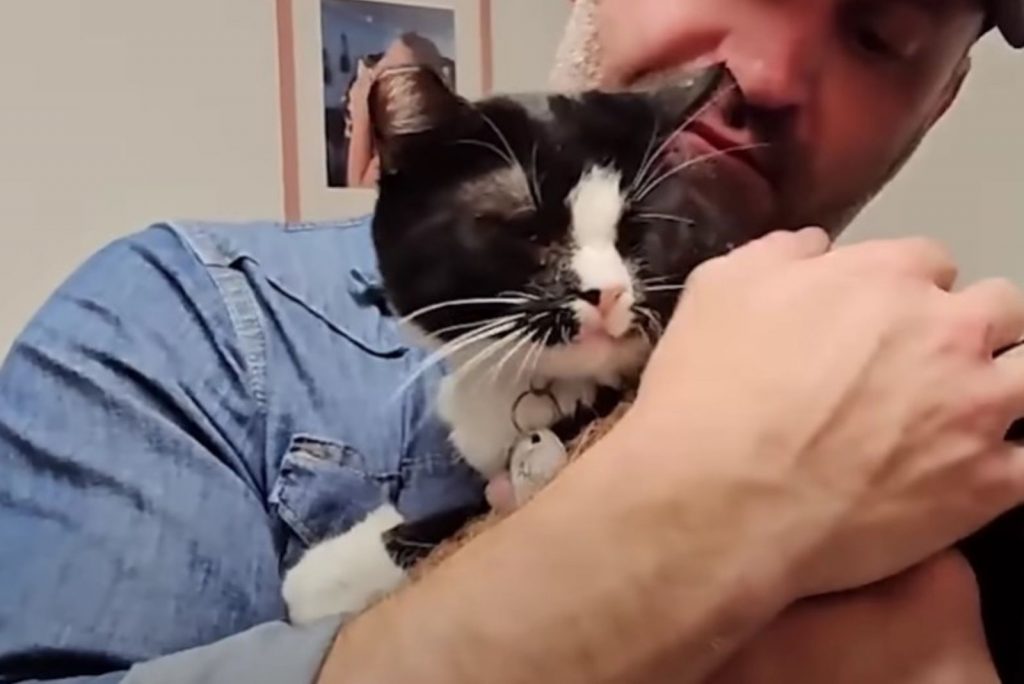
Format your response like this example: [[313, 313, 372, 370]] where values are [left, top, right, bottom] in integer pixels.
[[598, 286, 627, 316], [582, 286, 627, 317]]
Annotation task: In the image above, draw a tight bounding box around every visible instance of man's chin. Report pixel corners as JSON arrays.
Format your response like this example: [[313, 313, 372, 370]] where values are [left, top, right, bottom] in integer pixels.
[[679, 172, 779, 249], [686, 173, 871, 245]]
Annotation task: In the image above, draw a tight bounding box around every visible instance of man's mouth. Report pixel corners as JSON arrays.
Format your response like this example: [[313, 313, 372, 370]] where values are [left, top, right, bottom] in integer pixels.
[[661, 114, 778, 231], [686, 119, 772, 184]]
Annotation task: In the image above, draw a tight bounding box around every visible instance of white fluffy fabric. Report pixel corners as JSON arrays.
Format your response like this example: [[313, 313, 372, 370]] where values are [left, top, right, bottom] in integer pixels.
[[549, 0, 604, 92]]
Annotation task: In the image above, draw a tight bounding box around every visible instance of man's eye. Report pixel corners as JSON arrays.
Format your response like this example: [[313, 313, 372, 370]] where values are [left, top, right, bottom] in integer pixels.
[[855, 26, 901, 59], [849, 8, 929, 63]]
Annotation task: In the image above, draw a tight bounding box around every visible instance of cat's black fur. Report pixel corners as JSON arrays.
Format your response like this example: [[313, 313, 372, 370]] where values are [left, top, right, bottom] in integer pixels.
[[369, 64, 742, 348], [366, 63, 1024, 683]]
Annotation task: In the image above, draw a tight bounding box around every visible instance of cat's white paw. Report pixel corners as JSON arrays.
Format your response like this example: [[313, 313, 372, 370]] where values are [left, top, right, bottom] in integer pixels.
[[282, 504, 408, 625], [509, 429, 569, 505]]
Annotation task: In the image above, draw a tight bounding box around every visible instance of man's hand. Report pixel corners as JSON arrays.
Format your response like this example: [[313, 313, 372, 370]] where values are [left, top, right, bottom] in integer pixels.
[[710, 552, 1000, 683], [321, 229, 1024, 684], [622, 227, 1024, 599]]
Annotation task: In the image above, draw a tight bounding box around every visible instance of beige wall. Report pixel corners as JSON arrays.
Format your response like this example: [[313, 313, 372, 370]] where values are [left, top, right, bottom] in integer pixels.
[[845, 34, 1024, 286], [0, 1, 1021, 354], [0, 0, 569, 354], [492, 0, 569, 93], [0, 0, 285, 354]]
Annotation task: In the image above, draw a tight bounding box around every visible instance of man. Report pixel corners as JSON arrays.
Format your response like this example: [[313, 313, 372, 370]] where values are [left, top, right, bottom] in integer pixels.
[[1, 1, 1022, 682]]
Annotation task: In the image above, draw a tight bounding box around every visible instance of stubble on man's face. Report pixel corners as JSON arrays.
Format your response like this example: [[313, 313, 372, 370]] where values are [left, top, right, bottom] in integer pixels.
[[552, 0, 984, 238]]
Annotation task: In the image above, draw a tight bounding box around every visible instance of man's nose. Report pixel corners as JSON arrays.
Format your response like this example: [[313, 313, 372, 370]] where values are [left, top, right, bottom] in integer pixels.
[[721, 11, 825, 113]]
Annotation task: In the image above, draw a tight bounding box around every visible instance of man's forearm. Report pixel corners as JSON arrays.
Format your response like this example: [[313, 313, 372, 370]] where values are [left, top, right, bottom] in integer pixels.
[[317, 431, 792, 684]]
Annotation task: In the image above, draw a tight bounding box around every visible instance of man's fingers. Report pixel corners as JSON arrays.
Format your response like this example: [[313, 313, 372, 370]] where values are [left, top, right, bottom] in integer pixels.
[[729, 227, 832, 268], [682, 228, 830, 298], [827, 237, 959, 291], [993, 345, 1024, 418], [982, 444, 1024, 510], [957, 278, 1024, 354], [485, 474, 518, 514]]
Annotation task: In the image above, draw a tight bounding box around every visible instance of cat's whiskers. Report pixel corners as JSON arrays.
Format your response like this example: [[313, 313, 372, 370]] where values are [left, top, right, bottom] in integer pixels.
[[478, 110, 538, 210], [430, 314, 522, 339], [631, 213, 696, 226], [628, 255, 648, 274], [519, 328, 553, 387], [529, 142, 543, 206], [400, 296, 530, 324], [387, 538, 438, 551], [645, 284, 687, 293], [628, 82, 738, 200], [453, 139, 517, 167], [634, 142, 770, 204], [453, 328, 530, 383], [634, 306, 665, 340], [486, 320, 541, 388], [452, 140, 536, 210], [498, 289, 541, 301], [627, 117, 663, 199], [391, 318, 522, 400], [640, 274, 677, 285]]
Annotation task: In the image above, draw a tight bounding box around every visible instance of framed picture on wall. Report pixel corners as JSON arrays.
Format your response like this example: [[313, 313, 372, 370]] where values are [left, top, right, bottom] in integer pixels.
[[276, 0, 493, 222]]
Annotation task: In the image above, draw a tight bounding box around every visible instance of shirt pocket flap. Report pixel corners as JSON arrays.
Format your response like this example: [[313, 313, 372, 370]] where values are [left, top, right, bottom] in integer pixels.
[[270, 435, 394, 568]]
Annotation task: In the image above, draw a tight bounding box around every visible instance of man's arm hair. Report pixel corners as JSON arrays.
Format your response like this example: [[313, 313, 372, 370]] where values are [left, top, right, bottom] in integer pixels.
[[317, 432, 790, 684]]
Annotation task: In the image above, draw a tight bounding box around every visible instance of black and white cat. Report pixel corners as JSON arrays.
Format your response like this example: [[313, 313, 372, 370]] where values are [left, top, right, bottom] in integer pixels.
[[281, 63, 746, 624], [280, 64, 1024, 684]]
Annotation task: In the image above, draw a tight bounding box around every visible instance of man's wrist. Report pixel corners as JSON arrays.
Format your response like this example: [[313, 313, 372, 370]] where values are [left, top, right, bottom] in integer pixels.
[[604, 404, 828, 607], [583, 420, 798, 663]]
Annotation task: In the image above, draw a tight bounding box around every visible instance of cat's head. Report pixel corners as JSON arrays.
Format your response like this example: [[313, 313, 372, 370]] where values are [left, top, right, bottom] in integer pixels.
[[370, 64, 742, 382]]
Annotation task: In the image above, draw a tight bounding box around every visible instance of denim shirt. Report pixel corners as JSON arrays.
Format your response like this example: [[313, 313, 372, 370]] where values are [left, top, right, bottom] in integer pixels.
[[0, 218, 485, 683]]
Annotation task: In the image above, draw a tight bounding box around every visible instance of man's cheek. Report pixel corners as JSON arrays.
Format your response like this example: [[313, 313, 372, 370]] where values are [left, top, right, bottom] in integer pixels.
[[593, 0, 719, 87]]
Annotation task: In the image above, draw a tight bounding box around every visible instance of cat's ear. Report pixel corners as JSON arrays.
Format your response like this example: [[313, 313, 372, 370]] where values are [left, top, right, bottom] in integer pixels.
[[369, 65, 469, 171], [646, 63, 730, 122]]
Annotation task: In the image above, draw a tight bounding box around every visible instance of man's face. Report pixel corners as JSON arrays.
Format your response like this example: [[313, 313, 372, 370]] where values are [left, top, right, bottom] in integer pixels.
[[587, 0, 986, 235]]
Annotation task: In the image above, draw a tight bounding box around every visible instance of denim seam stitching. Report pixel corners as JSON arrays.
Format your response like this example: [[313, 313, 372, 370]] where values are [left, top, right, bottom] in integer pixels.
[[164, 224, 270, 408], [208, 266, 268, 408]]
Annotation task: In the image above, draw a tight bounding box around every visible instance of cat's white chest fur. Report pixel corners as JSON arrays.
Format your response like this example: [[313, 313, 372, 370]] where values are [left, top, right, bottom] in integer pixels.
[[281, 375, 591, 625], [437, 370, 597, 478], [283, 160, 657, 625]]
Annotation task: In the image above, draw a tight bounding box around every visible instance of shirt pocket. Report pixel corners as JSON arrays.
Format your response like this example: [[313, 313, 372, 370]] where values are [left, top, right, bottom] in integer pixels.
[[269, 435, 397, 570], [397, 418, 487, 522]]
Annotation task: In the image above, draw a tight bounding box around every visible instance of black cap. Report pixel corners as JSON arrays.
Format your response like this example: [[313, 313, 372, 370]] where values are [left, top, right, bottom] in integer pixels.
[[992, 0, 1024, 48]]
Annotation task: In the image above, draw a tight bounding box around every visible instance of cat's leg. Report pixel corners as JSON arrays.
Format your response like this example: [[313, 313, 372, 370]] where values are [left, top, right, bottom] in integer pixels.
[[282, 504, 408, 625]]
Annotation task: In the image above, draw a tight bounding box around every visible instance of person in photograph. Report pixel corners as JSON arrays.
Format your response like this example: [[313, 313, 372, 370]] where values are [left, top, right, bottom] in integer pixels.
[[344, 31, 452, 188], [325, 51, 381, 188]]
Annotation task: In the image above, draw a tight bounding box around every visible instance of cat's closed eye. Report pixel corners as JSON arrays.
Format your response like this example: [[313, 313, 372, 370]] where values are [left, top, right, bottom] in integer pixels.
[[474, 210, 543, 244]]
